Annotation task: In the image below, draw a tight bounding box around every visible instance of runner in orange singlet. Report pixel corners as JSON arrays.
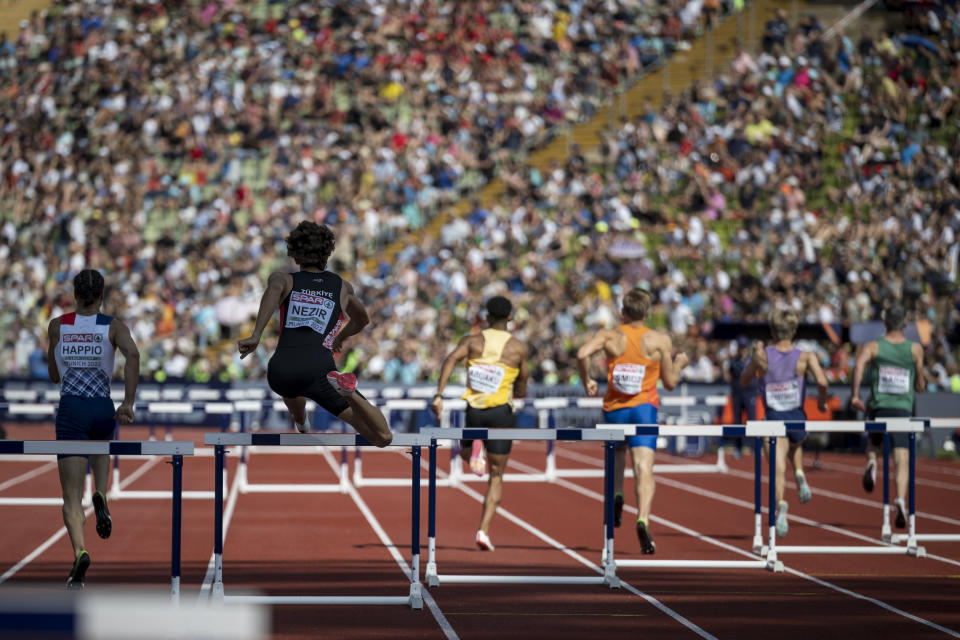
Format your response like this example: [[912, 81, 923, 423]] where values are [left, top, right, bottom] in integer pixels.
[[577, 290, 688, 554]]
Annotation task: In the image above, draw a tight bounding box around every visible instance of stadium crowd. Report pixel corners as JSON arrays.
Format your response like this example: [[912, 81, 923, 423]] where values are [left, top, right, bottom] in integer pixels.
[[1, 1, 958, 393]]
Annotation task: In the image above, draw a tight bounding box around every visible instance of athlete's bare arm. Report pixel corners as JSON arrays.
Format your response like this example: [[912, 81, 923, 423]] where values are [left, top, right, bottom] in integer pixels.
[[576, 329, 615, 397], [801, 351, 829, 412], [46, 318, 61, 384], [330, 279, 369, 353], [512, 342, 530, 399], [109, 319, 140, 424], [740, 341, 769, 387], [238, 271, 293, 359], [912, 342, 926, 393], [654, 332, 688, 391], [431, 334, 479, 418], [850, 341, 879, 411]]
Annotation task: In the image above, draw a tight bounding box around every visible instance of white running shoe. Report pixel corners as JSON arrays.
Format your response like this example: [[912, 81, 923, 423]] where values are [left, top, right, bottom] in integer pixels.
[[796, 472, 812, 504], [294, 416, 311, 434], [776, 501, 789, 538], [327, 371, 357, 396], [476, 530, 495, 551]]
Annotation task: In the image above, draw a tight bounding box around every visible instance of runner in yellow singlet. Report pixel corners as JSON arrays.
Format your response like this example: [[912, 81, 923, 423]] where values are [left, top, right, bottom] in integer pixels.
[[432, 296, 530, 551]]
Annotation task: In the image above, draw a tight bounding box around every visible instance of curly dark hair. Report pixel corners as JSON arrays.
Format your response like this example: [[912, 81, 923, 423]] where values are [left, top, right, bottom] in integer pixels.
[[286, 221, 336, 269], [73, 269, 105, 307]]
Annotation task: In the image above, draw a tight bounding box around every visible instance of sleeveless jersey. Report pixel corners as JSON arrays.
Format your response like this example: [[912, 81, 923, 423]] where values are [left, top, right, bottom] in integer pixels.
[[603, 325, 660, 412], [462, 329, 520, 409], [55, 313, 115, 399], [869, 337, 915, 412], [277, 271, 346, 350], [760, 346, 804, 413]]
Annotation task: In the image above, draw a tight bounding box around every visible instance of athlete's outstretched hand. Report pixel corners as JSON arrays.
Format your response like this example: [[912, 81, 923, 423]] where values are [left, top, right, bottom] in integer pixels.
[[237, 334, 260, 359], [752, 340, 765, 360], [674, 352, 689, 371], [430, 396, 443, 419], [850, 396, 866, 412]]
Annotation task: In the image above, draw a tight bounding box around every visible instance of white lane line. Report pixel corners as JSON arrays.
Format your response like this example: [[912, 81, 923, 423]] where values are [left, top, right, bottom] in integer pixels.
[[0, 461, 58, 493], [550, 476, 960, 638], [0, 456, 162, 585], [808, 459, 960, 491], [197, 463, 241, 602], [320, 449, 458, 640], [424, 454, 716, 640]]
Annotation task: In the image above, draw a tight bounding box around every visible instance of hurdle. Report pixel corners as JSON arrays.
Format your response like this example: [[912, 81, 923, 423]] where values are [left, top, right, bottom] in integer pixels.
[[420, 427, 626, 588], [0, 439, 193, 599], [888, 418, 960, 545], [204, 431, 430, 609], [596, 423, 786, 574], [349, 396, 730, 488], [749, 420, 928, 561]]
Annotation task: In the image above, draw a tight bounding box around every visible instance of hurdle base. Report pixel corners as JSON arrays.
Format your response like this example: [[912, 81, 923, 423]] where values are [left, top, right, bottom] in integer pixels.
[[891, 533, 960, 543], [225, 595, 414, 606], [429, 574, 609, 585], [881, 522, 892, 542], [752, 534, 763, 555], [616, 559, 772, 570], [602, 561, 620, 589], [408, 582, 424, 610], [907, 544, 927, 558], [761, 545, 915, 555], [425, 563, 439, 587]]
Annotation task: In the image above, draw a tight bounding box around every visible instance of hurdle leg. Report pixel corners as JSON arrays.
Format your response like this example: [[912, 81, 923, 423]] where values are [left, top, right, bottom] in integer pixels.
[[881, 433, 892, 541], [765, 437, 784, 571], [349, 445, 359, 491], [171, 454, 183, 602], [752, 436, 763, 553], [83, 463, 93, 506], [906, 433, 925, 557], [426, 442, 439, 587], [409, 446, 424, 609], [110, 422, 121, 499], [213, 445, 226, 602], [602, 441, 620, 588]]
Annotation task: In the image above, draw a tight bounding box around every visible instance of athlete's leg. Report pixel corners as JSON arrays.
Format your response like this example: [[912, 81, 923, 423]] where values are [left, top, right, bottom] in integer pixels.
[[630, 446, 656, 521], [479, 452, 509, 533], [894, 447, 909, 502], [89, 454, 109, 495], [283, 396, 307, 425], [338, 395, 392, 447], [58, 456, 88, 558], [614, 445, 627, 496]]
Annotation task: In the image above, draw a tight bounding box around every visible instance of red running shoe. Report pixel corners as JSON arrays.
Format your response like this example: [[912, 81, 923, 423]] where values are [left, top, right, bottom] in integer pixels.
[[327, 371, 357, 396]]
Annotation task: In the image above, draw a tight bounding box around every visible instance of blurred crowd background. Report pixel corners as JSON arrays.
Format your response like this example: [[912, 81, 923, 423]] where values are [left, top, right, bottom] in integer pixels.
[[1, 0, 958, 393]]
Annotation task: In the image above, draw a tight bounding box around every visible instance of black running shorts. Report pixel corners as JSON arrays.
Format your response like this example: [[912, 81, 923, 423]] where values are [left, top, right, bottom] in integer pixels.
[[461, 404, 516, 455], [267, 347, 353, 417], [867, 408, 912, 449]]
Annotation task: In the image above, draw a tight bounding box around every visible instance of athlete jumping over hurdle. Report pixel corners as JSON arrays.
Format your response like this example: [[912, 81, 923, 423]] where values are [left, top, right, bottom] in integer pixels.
[[237, 221, 392, 447], [46, 269, 140, 589], [851, 303, 925, 528], [577, 289, 688, 555], [432, 296, 530, 551], [741, 309, 829, 538]]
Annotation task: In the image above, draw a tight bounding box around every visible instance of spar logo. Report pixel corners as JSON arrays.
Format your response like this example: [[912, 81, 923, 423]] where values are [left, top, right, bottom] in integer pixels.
[[63, 333, 98, 343]]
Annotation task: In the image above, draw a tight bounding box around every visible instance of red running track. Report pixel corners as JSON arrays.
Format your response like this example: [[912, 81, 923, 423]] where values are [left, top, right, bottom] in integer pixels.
[[1, 423, 958, 639]]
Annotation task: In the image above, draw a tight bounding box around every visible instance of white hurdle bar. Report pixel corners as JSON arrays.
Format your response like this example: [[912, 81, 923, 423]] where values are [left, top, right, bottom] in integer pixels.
[[0, 439, 193, 600], [889, 418, 960, 544], [597, 423, 786, 573], [420, 427, 626, 589], [748, 420, 928, 562], [204, 431, 431, 609]]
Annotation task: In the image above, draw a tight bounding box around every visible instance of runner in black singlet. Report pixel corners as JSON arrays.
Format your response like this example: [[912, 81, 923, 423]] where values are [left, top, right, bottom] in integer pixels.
[[238, 222, 392, 447]]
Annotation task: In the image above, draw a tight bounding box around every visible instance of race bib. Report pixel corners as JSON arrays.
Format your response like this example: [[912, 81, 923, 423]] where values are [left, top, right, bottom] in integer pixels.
[[285, 291, 336, 334], [61, 333, 106, 368], [878, 366, 910, 394], [611, 363, 645, 395], [765, 379, 801, 411], [468, 364, 506, 395]]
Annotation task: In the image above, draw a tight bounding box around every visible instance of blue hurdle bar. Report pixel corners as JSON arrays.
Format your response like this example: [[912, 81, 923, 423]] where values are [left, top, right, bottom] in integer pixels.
[[0, 440, 193, 599], [205, 431, 428, 608]]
